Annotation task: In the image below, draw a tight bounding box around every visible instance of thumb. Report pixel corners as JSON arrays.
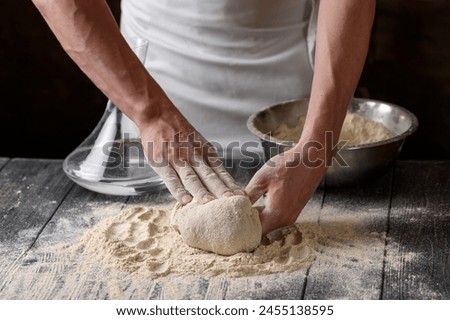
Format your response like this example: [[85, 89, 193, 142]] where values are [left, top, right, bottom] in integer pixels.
[[245, 171, 268, 204], [259, 206, 273, 236]]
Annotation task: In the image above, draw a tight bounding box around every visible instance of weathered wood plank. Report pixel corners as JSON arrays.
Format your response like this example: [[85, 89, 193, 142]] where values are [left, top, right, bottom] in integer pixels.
[[222, 272, 305, 300], [0, 159, 72, 244], [0, 183, 132, 299], [0, 158, 73, 295], [0, 158, 386, 300], [303, 167, 394, 299], [0, 158, 10, 171], [383, 161, 450, 299], [0, 161, 251, 299], [3, 159, 447, 300]]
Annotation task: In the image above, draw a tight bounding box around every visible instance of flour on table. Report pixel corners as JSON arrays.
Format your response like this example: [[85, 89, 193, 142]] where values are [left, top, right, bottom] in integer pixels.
[[274, 112, 393, 145], [9, 201, 432, 299], [78, 206, 315, 279], [172, 196, 261, 256]]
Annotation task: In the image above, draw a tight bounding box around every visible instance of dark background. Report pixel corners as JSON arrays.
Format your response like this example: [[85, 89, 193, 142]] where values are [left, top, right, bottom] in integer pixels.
[[1, 0, 449, 159]]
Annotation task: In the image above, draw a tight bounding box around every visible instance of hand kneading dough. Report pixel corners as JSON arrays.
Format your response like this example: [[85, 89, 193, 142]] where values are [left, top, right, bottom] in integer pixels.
[[172, 196, 262, 256]]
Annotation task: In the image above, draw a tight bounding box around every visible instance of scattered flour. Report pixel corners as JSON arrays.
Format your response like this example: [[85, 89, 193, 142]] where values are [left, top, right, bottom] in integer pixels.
[[3, 201, 436, 299], [274, 112, 393, 145], [77, 206, 316, 279]]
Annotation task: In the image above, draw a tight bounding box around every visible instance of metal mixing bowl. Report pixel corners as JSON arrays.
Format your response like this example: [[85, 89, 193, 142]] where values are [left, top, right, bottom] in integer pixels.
[[247, 98, 418, 187]]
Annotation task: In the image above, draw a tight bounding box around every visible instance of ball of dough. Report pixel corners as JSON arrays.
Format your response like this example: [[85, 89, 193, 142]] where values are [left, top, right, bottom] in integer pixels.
[[171, 196, 262, 256]]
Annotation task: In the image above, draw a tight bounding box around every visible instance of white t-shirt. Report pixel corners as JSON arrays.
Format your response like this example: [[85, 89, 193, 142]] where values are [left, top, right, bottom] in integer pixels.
[[120, 0, 317, 156]]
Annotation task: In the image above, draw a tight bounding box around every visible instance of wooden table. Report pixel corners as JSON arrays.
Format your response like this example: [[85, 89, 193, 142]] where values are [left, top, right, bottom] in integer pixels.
[[0, 158, 448, 299]]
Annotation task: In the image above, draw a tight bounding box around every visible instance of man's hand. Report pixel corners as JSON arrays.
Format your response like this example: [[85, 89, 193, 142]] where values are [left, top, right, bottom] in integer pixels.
[[245, 146, 326, 235], [140, 106, 244, 205], [246, 0, 376, 235], [31, 0, 244, 203]]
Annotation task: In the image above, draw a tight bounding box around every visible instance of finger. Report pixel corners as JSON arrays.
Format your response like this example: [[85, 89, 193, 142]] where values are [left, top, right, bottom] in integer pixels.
[[191, 154, 235, 198], [151, 165, 192, 205], [259, 206, 272, 236], [207, 157, 245, 196], [259, 206, 279, 236], [176, 164, 215, 204], [245, 172, 268, 204]]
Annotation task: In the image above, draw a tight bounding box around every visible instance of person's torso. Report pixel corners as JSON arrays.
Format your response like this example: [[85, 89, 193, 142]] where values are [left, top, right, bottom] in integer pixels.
[[121, 0, 316, 155]]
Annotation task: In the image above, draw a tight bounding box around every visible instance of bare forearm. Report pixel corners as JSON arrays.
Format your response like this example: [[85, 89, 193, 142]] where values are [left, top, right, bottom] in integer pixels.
[[300, 0, 376, 147], [32, 0, 169, 126]]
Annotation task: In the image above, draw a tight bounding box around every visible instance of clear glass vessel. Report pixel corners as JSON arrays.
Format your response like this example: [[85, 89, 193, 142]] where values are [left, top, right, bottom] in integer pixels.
[[63, 37, 164, 195]]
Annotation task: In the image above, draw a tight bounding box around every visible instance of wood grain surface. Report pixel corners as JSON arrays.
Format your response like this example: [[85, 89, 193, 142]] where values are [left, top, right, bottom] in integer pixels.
[[382, 161, 450, 299], [0, 159, 448, 299]]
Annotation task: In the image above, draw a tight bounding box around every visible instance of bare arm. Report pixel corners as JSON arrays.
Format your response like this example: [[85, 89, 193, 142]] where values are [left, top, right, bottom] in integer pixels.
[[246, 0, 376, 234], [302, 0, 376, 147], [32, 0, 244, 203], [31, 0, 165, 126]]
